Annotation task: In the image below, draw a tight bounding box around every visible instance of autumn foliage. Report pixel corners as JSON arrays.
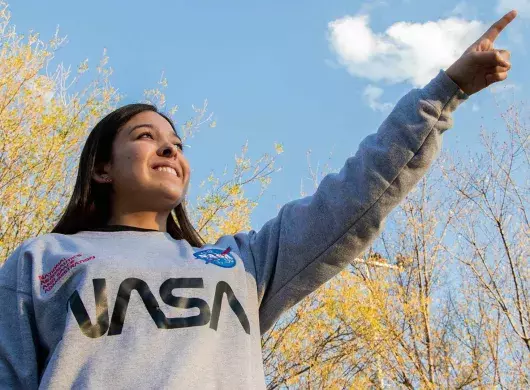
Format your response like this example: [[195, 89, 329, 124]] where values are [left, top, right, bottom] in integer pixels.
[[1, 1, 529, 388], [262, 112, 530, 388]]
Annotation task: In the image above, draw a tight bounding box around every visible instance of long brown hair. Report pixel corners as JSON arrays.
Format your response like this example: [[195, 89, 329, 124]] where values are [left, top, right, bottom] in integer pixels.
[[52, 103, 204, 247]]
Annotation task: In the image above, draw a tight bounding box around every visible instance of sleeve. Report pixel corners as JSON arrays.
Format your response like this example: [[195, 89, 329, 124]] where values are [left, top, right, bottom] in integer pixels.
[[234, 70, 468, 334], [0, 246, 40, 390]]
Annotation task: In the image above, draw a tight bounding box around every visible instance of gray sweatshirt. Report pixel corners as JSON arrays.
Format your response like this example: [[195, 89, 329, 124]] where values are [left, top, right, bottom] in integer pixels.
[[0, 71, 467, 389]]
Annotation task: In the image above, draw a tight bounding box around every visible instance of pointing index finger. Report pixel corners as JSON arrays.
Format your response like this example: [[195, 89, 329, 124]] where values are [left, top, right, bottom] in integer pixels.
[[482, 10, 517, 42]]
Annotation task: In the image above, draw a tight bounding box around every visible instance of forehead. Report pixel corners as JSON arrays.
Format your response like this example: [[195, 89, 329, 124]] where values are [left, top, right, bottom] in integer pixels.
[[121, 111, 178, 137]]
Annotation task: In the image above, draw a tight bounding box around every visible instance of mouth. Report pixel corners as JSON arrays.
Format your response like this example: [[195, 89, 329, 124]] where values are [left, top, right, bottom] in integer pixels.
[[152, 164, 180, 178]]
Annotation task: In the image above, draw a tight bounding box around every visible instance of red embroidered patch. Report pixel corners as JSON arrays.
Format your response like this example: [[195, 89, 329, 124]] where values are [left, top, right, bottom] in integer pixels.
[[38, 254, 96, 292]]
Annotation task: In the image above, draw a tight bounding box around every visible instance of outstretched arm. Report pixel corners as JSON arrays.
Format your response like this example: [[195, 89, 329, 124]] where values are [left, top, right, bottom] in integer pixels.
[[234, 11, 518, 333]]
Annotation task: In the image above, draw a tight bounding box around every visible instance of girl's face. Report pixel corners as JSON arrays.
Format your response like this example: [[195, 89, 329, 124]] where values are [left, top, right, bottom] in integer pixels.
[[101, 111, 191, 212]]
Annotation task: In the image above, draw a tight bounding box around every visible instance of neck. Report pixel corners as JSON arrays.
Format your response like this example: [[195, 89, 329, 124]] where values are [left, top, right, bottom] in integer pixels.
[[108, 210, 170, 232]]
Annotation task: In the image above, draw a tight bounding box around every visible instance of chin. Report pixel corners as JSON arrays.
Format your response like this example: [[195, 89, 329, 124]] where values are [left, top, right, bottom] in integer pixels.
[[144, 180, 188, 209], [158, 189, 186, 209]]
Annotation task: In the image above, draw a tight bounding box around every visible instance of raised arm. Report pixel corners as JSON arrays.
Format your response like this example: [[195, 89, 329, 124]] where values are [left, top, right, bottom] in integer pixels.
[[234, 11, 517, 333]]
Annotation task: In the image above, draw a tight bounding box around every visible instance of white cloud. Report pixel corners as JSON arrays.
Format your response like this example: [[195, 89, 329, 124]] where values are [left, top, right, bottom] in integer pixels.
[[363, 85, 394, 112], [497, 0, 530, 18], [327, 14, 485, 87], [472, 103, 480, 112]]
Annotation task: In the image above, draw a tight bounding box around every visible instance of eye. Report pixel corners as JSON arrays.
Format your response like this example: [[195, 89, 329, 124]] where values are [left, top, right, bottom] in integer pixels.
[[138, 131, 154, 140]]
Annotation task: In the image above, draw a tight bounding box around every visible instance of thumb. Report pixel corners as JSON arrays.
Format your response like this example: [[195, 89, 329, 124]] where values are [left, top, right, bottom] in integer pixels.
[[497, 49, 511, 63]]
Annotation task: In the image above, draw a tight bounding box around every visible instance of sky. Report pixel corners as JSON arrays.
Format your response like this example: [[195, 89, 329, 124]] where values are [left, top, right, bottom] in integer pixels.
[[9, 0, 530, 230]]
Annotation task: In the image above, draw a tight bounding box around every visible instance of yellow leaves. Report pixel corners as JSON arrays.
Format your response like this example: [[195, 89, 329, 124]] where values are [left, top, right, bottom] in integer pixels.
[[273, 142, 284, 155], [168, 104, 179, 116], [158, 74, 168, 88], [264, 152, 530, 387], [262, 252, 448, 387], [190, 141, 280, 243], [0, 5, 120, 259], [77, 59, 89, 74], [194, 184, 255, 243], [234, 156, 251, 171], [227, 184, 241, 197]]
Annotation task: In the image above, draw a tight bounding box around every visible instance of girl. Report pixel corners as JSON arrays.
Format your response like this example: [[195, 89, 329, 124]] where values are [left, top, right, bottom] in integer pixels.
[[0, 11, 517, 390]]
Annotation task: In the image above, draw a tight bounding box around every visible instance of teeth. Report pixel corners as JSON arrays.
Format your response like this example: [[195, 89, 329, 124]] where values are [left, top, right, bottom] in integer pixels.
[[155, 166, 178, 176]]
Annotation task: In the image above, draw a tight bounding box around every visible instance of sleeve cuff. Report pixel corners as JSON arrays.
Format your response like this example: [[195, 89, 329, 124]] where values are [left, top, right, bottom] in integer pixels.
[[422, 70, 469, 114]]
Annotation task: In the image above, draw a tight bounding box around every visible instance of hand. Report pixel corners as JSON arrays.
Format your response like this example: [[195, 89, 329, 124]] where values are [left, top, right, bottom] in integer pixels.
[[445, 10, 517, 96]]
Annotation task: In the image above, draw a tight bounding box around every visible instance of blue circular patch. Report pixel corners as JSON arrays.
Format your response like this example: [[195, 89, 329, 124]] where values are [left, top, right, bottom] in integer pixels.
[[193, 248, 236, 268]]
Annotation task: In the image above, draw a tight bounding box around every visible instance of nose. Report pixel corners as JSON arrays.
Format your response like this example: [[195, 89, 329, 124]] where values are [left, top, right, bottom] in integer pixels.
[[158, 143, 178, 158]]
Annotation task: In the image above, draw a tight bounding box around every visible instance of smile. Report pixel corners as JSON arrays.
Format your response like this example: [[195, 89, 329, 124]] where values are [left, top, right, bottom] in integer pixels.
[[154, 166, 178, 176]]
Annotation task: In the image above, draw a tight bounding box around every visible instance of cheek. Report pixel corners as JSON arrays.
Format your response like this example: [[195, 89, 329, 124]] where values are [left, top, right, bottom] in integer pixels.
[[181, 156, 191, 180], [113, 146, 150, 181]]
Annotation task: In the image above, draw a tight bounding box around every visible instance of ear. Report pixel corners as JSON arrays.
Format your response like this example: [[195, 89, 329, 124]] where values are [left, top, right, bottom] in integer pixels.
[[93, 163, 113, 184]]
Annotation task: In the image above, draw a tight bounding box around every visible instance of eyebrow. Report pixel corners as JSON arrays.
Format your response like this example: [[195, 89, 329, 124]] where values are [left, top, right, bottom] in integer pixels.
[[126, 123, 182, 142]]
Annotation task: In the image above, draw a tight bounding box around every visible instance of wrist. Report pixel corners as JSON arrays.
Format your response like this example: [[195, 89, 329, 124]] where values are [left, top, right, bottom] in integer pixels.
[[445, 66, 459, 88], [445, 66, 471, 96]]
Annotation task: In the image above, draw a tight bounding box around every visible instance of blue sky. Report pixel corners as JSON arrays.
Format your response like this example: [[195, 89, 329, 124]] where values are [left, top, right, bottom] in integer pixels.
[[10, 0, 530, 229]]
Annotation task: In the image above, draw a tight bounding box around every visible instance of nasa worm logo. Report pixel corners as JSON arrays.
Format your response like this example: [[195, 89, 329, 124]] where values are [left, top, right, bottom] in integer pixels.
[[193, 247, 236, 268]]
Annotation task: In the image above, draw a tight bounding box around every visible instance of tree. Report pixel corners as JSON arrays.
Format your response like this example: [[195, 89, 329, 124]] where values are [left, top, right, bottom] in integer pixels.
[[0, 1, 119, 257], [262, 105, 530, 388], [443, 102, 530, 360]]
